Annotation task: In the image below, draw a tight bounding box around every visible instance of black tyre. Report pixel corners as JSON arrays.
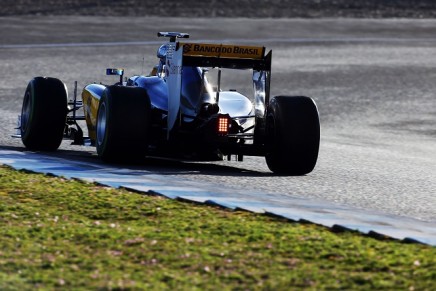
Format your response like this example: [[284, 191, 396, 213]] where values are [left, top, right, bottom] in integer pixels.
[[265, 96, 320, 175], [20, 77, 68, 151], [96, 85, 151, 162]]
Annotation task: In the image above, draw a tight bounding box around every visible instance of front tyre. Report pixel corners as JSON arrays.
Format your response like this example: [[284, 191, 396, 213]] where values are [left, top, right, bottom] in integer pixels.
[[20, 77, 68, 151], [96, 86, 151, 162], [265, 96, 320, 175]]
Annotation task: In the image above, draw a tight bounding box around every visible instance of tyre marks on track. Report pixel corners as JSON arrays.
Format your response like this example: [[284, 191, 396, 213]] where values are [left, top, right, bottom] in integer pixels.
[[2, 37, 436, 49]]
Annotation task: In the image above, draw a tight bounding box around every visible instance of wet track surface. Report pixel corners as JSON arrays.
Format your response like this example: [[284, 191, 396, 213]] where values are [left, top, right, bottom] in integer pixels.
[[1, 17, 435, 223]]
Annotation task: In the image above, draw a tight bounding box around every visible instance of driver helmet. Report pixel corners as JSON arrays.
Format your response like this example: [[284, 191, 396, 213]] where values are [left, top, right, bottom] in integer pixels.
[[157, 44, 169, 59]]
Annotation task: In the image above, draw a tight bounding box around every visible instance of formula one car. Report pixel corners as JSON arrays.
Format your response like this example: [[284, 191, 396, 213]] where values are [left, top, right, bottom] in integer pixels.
[[17, 32, 320, 175]]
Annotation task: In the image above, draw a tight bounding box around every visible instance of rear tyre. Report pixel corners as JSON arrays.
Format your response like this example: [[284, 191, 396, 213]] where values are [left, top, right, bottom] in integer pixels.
[[20, 77, 68, 151], [96, 86, 151, 162], [265, 96, 320, 175]]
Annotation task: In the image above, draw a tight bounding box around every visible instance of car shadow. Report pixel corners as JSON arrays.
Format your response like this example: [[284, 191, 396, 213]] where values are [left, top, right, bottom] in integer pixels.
[[0, 145, 273, 177]]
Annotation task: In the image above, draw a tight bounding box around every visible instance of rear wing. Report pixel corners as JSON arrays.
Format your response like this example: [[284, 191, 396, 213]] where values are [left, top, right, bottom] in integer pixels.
[[160, 33, 272, 138], [178, 42, 271, 71]]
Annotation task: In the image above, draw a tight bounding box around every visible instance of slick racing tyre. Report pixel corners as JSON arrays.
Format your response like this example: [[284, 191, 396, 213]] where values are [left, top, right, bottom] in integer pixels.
[[20, 77, 68, 151], [96, 85, 151, 162], [265, 96, 320, 175]]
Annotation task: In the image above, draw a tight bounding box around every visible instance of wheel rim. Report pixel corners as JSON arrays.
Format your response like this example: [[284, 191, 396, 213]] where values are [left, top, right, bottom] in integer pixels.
[[21, 91, 31, 133], [96, 102, 107, 146]]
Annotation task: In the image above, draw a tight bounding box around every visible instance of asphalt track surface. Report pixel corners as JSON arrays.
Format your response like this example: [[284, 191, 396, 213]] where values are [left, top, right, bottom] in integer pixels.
[[1, 17, 435, 224]]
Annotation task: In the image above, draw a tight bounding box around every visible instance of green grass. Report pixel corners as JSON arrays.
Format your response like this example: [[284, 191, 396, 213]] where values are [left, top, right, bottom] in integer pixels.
[[0, 165, 435, 290]]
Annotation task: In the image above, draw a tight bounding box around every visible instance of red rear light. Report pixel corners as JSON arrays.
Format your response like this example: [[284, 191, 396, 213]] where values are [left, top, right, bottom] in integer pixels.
[[218, 116, 229, 134]]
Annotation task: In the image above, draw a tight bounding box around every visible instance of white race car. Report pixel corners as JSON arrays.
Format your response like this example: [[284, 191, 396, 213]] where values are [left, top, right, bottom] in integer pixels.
[[17, 32, 320, 175]]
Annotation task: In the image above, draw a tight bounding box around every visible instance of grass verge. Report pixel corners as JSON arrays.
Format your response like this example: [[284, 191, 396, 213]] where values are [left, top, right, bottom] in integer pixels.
[[0, 165, 435, 290]]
